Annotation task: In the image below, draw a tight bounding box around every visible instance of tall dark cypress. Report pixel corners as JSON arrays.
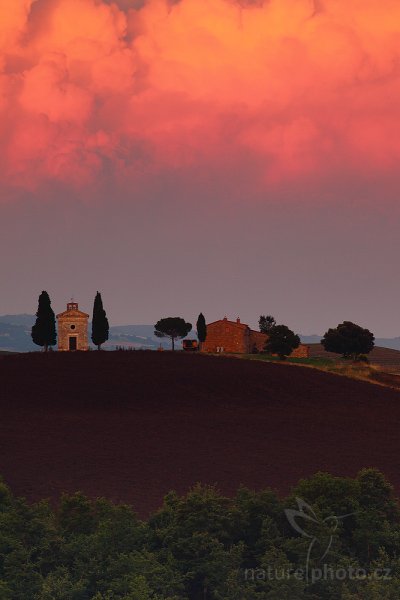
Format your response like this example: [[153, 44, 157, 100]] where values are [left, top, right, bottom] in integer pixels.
[[31, 291, 57, 352], [91, 291, 109, 350], [196, 313, 207, 351]]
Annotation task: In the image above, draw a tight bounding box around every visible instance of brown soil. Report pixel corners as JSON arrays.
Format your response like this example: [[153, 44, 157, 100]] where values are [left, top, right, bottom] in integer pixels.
[[1, 351, 400, 516], [308, 343, 400, 370]]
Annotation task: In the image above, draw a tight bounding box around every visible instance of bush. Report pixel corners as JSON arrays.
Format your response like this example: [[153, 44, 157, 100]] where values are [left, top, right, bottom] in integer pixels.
[[321, 322, 374, 360], [356, 354, 369, 363], [0, 471, 399, 599], [264, 325, 300, 360]]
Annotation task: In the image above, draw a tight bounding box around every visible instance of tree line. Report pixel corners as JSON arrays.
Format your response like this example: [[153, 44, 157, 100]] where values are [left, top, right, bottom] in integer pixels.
[[153, 314, 375, 359], [31, 291, 375, 360], [258, 315, 375, 360], [0, 468, 398, 599]]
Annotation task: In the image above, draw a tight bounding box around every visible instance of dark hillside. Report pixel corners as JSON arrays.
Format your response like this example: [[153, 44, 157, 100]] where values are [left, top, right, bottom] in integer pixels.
[[308, 342, 400, 369], [1, 351, 400, 516]]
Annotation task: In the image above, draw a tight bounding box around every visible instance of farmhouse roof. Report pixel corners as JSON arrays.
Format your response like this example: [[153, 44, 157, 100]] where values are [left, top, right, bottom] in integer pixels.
[[206, 317, 262, 334]]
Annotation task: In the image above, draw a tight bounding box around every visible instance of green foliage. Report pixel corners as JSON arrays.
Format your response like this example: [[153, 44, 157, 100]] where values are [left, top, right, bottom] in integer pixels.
[[258, 315, 276, 334], [0, 471, 399, 599], [91, 291, 109, 350], [357, 354, 369, 363], [321, 321, 375, 359], [31, 291, 57, 351], [37, 568, 87, 600], [196, 313, 207, 346], [154, 317, 192, 351], [58, 492, 97, 535], [264, 324, 300, 359]]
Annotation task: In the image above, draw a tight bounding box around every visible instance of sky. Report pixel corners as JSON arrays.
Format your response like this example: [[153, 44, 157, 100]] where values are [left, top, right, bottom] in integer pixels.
[[1, 0, 400, 335]]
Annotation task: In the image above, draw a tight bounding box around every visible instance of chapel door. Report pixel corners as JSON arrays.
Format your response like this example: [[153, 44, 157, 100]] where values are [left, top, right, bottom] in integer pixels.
[[69, 336, 77, 351]]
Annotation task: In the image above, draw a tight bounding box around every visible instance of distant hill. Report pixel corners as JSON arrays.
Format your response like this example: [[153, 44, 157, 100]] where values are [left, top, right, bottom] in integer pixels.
[[0, 315, 36, 352], [374, 337, 400, 351], [300, 334, 323, 344], [0, 314, 35, 327], [0, 316, 195, 352], [109, 325, 156, 338], [103, 324, 166, 350], [301, 334, 400, 352], [308, 343, 400, 369]]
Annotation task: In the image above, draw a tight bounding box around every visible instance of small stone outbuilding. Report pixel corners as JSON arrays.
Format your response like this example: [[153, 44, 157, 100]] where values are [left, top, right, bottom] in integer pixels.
[[56, 302, 89, 351]]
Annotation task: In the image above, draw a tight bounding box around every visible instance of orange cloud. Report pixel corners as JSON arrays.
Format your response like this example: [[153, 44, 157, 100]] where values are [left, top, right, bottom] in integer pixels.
[[1, 0, 400, 195]]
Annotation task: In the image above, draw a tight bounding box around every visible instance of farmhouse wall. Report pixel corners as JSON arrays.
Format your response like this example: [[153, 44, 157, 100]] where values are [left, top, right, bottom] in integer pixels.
[[249, 330, 268, 352], [202, 318, 250, 353], [202, 317, 309, 358]]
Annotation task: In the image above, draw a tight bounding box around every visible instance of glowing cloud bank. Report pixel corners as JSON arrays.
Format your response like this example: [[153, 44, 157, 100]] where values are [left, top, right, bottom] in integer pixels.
[[0, 0, 399, 196]]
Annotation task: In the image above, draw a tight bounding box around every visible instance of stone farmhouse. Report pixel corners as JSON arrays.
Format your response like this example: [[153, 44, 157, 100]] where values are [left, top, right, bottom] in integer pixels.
[[201, 316, 309, 357]]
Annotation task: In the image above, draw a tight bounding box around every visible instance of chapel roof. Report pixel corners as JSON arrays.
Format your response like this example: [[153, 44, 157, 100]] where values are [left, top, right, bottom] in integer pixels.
[[56, 302, 89, 319]]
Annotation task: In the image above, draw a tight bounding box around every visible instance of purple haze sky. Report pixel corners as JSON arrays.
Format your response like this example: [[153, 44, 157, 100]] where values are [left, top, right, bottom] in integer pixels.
[[1, 179, 400, 337], [1, 0, 400, 337]]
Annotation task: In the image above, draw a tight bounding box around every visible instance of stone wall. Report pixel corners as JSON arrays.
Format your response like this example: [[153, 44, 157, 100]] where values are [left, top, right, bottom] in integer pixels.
[[201, 318, 250, 353], [249, 330, 268, 352]]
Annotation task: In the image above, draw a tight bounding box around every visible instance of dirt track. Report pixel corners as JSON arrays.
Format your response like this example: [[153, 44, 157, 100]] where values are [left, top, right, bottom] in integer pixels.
[[1, 351, 400, 516]]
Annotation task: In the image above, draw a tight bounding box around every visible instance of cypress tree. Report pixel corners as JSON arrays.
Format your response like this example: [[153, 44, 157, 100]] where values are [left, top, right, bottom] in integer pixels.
[[91, 292, 109, 350], [31, 291, 57, 352], [196, 313, 207, 351]]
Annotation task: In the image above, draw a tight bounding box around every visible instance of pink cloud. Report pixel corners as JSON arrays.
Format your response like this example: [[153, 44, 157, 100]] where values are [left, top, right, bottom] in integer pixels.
[[0, 0, 399, 197]]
